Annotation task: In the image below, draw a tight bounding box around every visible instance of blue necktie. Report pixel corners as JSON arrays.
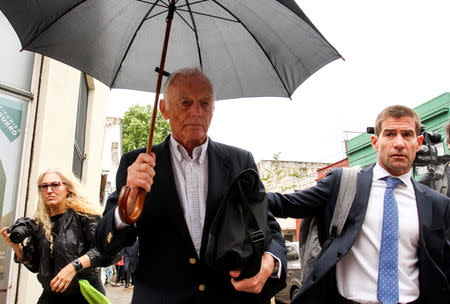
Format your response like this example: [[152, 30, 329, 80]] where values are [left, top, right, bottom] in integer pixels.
[[377, 177, 403, 304]]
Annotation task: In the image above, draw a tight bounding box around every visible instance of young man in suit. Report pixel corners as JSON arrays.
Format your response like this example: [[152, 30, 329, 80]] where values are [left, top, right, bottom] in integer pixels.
[[268, 105, 450, 303], [96, 67, 286, 303]]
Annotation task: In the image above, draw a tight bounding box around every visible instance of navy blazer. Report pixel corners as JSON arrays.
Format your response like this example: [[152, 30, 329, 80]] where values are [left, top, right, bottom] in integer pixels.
[[96, 136, 287, 304], [268, 166, 450, 303]]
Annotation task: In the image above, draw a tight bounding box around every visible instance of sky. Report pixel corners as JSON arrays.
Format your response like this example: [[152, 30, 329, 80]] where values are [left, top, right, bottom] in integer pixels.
[[107, 0, 450, 164]]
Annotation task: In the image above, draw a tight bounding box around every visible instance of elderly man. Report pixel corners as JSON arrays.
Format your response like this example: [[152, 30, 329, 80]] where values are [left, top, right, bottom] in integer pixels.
[[96, 67, 286, 304], [268, 105, 450, 303]]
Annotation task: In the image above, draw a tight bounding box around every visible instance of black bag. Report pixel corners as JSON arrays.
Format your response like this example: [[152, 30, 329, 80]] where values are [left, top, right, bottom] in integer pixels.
[[205, 169, 272, 279]]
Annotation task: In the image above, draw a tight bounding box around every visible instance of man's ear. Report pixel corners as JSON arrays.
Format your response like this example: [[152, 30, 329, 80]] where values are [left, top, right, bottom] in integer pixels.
[[416, 135, 424, 152], [159, 99, 169, 120], [371, 135, 379, 152]]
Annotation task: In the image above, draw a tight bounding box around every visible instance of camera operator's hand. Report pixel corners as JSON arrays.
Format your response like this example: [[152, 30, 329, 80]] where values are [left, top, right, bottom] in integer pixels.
[[50, 263, 76, 293], [50, 254, 91, 293], [0, 227, 24, 261]]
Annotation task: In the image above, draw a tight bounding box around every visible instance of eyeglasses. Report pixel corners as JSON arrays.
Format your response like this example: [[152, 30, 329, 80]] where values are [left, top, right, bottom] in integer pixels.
[[38, 182, 66, 192]]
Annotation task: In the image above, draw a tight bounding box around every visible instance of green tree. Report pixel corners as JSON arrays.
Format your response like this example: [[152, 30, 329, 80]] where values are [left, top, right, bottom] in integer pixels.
[[122, 104, 171, 153]]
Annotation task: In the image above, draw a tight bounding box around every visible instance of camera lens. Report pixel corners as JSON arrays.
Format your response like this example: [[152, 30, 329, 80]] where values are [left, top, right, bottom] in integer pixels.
[[7, 217, 38, 244], [9, 227, 27, 244]]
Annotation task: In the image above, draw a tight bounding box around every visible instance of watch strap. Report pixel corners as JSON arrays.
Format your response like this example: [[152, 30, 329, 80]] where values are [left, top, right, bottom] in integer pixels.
[[71, 259, 83, 273]]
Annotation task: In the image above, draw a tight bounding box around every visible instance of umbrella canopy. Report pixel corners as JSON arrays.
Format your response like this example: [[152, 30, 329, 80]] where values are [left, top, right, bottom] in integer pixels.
[[0, 0, 340, 101], [1, 0, 341, 224]]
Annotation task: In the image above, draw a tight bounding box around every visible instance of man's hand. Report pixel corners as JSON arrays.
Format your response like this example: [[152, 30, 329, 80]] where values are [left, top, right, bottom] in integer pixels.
[[126, 153, 156, 200], [229, 253, 275, 294]]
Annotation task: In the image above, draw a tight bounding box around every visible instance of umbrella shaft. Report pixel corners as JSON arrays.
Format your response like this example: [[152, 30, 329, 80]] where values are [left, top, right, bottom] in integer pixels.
[[146, 0, 176, 154]]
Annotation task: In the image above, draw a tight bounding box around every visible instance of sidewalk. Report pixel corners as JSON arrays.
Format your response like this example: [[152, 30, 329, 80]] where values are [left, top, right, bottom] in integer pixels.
[[104, 283, 276, 304], [105, 283, 133, 304]]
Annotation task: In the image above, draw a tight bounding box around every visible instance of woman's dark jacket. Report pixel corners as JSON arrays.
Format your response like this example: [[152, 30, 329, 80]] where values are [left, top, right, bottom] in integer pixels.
[[17, 208, 116, 295]]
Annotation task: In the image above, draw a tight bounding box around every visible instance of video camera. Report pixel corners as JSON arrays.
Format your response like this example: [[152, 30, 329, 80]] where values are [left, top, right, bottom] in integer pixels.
[[414, 124, 449, 168]]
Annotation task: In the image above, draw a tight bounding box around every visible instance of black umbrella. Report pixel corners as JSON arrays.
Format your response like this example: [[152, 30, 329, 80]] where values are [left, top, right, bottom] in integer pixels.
[[0, 0, 341, 223]]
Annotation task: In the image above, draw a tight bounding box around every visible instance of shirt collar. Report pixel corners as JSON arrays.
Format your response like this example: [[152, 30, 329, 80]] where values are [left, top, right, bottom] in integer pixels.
[[169, 135, 209, 164], [373, 162, 413, 189]]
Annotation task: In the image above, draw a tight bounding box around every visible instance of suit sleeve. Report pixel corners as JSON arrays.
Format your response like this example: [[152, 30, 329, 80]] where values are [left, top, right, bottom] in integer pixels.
[[267, 169, 340, 219], [96, 152, 138, 255]]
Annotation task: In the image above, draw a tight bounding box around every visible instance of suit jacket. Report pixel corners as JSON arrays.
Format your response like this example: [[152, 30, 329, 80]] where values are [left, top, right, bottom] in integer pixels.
[[96, 136, 287, 304], [268, 166, 450, 303]]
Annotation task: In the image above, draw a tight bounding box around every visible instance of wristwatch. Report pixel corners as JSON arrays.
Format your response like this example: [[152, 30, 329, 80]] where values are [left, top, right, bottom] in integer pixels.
[[270, 258, 280, 278], [71, 259, 83, 273]]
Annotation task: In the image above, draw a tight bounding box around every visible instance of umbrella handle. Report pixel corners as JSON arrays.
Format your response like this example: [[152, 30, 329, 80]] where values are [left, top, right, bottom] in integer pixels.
[[117, 0, 176, 225], [118, 186, 145, 224]]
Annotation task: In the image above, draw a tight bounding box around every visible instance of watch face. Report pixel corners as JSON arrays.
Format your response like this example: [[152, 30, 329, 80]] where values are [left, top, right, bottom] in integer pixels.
[[272, 259, 279, 275], [72, 259, 82, 272]]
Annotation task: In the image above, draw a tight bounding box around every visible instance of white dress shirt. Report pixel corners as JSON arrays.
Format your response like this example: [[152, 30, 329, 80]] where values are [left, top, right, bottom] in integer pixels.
[[169, 136, 209, 256], [336, 163, 420, 303]]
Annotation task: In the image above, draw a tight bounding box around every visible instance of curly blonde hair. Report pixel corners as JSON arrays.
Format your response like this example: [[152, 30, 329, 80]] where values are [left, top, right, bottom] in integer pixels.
[[34, 168, 102, 250]]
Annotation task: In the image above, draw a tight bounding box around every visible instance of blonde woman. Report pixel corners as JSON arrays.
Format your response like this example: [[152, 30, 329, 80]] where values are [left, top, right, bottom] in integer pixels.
[[1, 169, 115, 304]]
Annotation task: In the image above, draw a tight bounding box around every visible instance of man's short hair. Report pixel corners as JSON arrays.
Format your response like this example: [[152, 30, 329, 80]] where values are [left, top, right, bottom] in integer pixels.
[[374, 105, 421, 136], [163, 67, 214, 98], [446, 121, 450, 144]]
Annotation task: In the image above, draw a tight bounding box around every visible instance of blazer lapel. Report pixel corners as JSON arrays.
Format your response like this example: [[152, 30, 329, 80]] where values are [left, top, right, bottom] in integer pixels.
[[412, 180, 432, 234], [349, 166, 373, 229], [412, 180, 433, 264], [200, 139, 232, 257]]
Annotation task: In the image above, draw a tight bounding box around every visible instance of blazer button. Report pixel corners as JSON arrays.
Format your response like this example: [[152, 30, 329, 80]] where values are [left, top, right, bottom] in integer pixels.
[[189, 258, 196, 265], [337, 250, 343, 257], [198, 284, 206, 291]]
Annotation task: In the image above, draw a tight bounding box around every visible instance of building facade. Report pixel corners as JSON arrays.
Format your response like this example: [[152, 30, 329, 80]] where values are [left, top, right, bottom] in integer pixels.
[[101, 117, 123, 205]]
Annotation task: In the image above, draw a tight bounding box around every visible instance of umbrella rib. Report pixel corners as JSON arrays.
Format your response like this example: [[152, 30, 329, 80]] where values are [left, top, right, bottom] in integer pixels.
[[204, 10, 244, 95], [210, 0, 292, 98], [174, 10, 195, 32], [136, 0, 169, 9], [21, 0, 89, 50], [177, 0, 209, 8], [145, 10, 170, 20], [176, 9, 238, 23], [184, 0, 203, 69], [111, 1, 161, 88], [139, 0, 238, 23]]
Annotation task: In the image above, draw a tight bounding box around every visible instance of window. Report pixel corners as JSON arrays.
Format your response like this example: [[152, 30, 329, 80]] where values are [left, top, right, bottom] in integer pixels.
[[73, 73, 88, 179]]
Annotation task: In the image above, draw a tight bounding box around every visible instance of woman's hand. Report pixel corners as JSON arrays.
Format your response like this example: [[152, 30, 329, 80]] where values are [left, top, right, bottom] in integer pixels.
[[50, 263, 76, 293], [0, 227, 24, 260]]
